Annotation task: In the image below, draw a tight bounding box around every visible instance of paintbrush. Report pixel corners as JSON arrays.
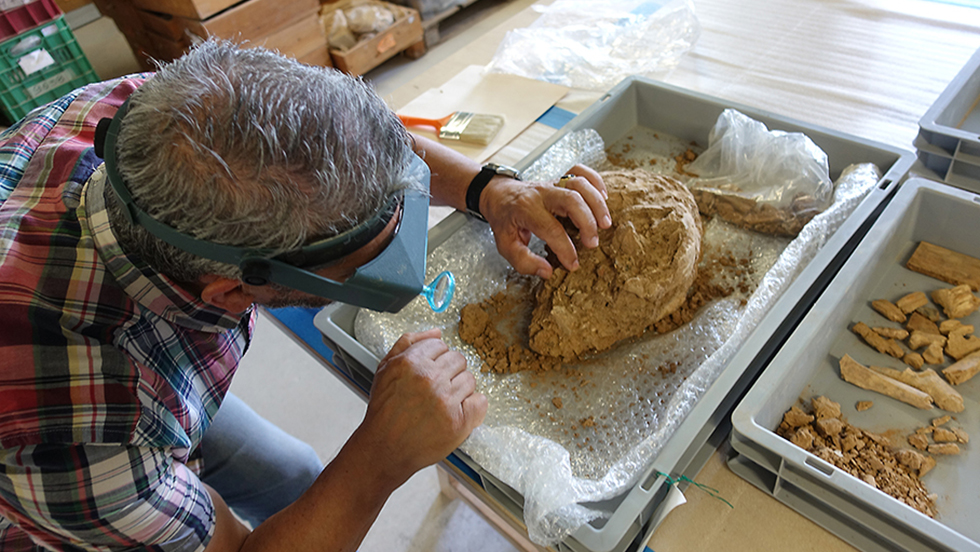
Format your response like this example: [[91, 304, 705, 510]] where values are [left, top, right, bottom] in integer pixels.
[[398, 112, 505, 145]]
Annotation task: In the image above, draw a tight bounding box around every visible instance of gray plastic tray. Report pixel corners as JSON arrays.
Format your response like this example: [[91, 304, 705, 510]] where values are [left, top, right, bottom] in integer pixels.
[[313, 76, 914, 552], [729, 177, 980, 552], [916, 46, 980, 193]]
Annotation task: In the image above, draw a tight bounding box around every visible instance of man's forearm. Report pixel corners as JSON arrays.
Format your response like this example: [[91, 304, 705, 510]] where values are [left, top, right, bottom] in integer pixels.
[[233, 427, 404, 552]]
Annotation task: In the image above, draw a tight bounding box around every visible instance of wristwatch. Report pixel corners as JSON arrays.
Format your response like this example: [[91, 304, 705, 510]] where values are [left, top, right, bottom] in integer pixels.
[[465, 163, 522, 222]]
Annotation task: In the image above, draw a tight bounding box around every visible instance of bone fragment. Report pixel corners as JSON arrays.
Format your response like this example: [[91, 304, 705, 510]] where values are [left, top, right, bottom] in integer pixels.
[[872, 299, 906, 323], [943, 351, 980, 385], [852, 322, 904, 358], [896, 292, 928, 314], [867, 365, 963, 412], [839, 355, 932, 410]]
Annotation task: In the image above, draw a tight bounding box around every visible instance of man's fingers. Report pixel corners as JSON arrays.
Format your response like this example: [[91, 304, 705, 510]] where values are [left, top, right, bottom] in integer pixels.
[[559, 175, 611, 230], [382, 328, 443, 362], [567, 164, 608, 199], [450, 369, 476, 400], [462, 393, 488, 429], [495, 236, 554, 278]]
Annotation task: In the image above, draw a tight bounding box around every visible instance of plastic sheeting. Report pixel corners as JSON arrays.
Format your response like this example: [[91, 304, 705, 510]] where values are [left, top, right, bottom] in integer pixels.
[[485, 0, 700, 91]]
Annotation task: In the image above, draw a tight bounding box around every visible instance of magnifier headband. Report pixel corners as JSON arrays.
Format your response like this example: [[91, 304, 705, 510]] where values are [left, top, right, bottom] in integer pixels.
[[95, 96, 444, 313]]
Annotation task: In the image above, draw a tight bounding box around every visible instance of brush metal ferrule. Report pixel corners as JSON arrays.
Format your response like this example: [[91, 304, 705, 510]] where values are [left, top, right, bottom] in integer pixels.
[[438, 112, 474, 141]]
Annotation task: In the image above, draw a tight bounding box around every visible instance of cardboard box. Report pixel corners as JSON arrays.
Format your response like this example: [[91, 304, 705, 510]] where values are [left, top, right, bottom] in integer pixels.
[[325, 0, 422, 76]]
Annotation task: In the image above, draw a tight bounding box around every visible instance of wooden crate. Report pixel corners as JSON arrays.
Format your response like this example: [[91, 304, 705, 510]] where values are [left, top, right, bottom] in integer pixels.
[[142, 9, 330, 66], [325, 0, 423, 76], [135, 0, 318, 42], [129, 0, 239, 20]]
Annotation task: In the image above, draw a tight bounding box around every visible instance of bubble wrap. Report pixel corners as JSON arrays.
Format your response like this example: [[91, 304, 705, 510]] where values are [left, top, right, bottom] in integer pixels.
[[354, 128, 881, 545]]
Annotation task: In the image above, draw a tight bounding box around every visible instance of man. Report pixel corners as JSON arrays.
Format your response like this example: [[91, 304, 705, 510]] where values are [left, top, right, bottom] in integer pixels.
[[0, 41, 609, 551]]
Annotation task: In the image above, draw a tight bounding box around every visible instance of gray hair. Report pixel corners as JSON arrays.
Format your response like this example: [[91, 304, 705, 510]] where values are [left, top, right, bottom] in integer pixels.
[[106, 39, 420, 284]]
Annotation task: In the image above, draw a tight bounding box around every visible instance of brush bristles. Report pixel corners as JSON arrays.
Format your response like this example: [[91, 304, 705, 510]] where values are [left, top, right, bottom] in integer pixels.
[[439, 112, 505, 145]]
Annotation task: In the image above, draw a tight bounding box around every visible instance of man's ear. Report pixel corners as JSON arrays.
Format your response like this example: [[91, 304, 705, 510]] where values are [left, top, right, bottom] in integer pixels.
[[199, 276, 255, 313]]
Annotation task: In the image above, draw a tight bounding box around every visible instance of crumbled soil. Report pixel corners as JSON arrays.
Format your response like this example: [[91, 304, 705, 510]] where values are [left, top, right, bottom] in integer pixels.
[[778, 397, 938, 517]]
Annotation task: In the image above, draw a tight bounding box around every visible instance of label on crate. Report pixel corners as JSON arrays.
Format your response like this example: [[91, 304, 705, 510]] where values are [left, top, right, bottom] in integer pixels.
[[27, 68, 78, 99], [18, 49, 55, 76]]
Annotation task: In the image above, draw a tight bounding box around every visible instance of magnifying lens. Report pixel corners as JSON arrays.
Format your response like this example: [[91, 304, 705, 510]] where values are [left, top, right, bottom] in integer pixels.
[[422, 271, 455, 312]]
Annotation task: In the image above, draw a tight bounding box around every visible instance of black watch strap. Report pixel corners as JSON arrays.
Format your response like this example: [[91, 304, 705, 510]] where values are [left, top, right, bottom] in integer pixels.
[[465, 166, 497, 222]]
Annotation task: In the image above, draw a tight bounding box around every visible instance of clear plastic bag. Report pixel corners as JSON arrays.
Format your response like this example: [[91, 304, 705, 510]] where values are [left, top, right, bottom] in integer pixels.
[[485, 0, 700, 91], [686, 109, 834, 236]]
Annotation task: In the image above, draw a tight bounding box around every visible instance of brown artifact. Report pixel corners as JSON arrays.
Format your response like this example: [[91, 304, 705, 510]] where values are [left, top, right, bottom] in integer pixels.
[[871, 299, 906, 323], [906, 242, 980, 291], [874, 327, 909, 340], [839, 355, 932, 409], [866, 365, 963, 412], [931, 284, 980, 319], [906, 312, 940, 335], [528, 170, 703, 361], [946, 332, 980, 361], [852, 322, 904, 358], [943, 351, 980, 385], [895, 292, 928, 314]]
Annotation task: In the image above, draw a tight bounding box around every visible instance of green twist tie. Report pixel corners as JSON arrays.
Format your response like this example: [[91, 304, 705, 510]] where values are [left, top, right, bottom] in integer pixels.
[[655, 471, 734, 509]]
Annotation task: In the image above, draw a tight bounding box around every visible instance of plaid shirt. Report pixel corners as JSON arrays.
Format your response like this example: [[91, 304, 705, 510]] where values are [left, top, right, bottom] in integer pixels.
[[0, 78, 255, 550]]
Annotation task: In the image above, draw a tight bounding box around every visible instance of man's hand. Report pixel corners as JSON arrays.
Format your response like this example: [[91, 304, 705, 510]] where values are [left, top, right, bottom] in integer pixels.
[[480, 164, 612, 279], [358, 329, 487, 485]]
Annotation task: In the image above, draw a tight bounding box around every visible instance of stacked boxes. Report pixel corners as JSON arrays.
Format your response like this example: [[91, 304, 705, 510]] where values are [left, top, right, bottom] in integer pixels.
[[915, 46, 980, 194], [91, 0, 331, 69], [0, 0, 98, 121]]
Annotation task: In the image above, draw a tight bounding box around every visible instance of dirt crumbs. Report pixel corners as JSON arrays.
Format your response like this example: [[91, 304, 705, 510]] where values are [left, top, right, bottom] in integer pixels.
[[458, 283, 561, 374], [778, 397, 938, 517], [528, 170, 703, 361]]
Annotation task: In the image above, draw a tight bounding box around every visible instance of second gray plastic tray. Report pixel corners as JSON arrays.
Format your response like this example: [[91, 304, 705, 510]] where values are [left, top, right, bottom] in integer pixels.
[[730, 177, 980, 552]]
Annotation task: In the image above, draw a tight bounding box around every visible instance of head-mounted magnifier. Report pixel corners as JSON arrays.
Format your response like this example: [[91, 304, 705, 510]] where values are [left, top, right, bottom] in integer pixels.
[[94, 98, 454, 313]]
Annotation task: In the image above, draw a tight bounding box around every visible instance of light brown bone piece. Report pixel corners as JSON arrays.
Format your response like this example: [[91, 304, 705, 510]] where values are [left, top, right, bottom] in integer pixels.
[[928, 443, 960, 455], [932, 415, 951, 427], [939, 320, 971, 335], [946, 332, 980, 360], [873, 327, 909, 340], [943, 350, 980, 385], [868, 365, 964, 412], [952, 427, 969, 444], [908, 433, 929, 450], [906, 312, 940, 335], [872, 299, 906, 323], [904, 352, 924, 370], [896, 292, 928, 314], [895, 448, 936, 477], [906, 241, 980, 291], [856, 401, 873, 412], [932, 284, 980, 319], [852, 322, 904, 358], [908, 330, 947, 350], [915, 306, 942, 322], [933, 428, 958, 443], [922, 342, 945, 365], [839, 355, 933, 409]]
